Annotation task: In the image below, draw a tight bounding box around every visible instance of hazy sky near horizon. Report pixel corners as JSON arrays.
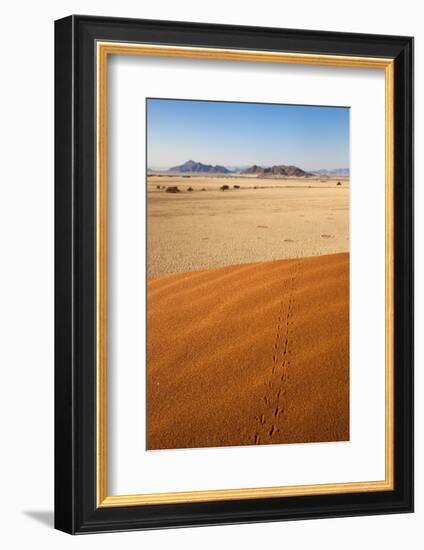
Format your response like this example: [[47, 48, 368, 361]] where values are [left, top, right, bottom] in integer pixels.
[[147, 98, 349, 170]]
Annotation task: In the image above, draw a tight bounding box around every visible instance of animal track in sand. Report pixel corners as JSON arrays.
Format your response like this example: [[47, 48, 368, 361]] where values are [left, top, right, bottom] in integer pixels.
[[253, 261, 300, 444], [269, 425, 278, 437], [274, 407, 283, 418], [321, 234, 334, 239]]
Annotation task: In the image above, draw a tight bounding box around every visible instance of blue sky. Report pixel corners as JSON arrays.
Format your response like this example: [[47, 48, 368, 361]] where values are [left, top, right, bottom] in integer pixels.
[[147, 98, 349, 170]]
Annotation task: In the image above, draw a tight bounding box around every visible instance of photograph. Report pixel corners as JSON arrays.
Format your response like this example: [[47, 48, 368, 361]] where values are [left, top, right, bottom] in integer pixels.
[[146, 98, 350, 450], [52, 12, 413, 535]]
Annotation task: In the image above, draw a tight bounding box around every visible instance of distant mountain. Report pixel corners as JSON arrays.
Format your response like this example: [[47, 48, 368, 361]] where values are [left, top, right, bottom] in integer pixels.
[[312, 168, 350, 177], [241, 164, 312, 177], [148, 166, 169, 173], [168, 160, 231, 174], [241, 164, 266, 175]]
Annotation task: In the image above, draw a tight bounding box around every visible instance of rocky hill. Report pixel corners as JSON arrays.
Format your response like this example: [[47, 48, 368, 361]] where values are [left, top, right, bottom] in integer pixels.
[[168, 160, 231, 174], [312, 168, 349, 177], [241, 164, 312, 177]]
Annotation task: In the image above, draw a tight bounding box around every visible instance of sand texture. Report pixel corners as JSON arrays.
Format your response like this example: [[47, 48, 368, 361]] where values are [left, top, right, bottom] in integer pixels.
[[147, 252, 349, 450], [147, 175, 349, 277]]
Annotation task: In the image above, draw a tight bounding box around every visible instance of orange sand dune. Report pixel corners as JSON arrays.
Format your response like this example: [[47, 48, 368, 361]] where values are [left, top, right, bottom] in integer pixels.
[[147, 253, 349, 450]]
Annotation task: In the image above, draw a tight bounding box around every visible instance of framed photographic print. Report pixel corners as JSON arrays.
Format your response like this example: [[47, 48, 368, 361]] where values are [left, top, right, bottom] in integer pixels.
[[54, 15, 413, 534]]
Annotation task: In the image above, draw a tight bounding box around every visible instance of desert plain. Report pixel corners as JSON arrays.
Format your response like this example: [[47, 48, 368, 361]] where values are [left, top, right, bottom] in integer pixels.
[[147, 174, 350, 450]]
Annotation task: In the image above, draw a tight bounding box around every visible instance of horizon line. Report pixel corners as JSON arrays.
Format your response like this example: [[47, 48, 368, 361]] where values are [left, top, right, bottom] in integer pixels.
[[147, 159, 350, 171]]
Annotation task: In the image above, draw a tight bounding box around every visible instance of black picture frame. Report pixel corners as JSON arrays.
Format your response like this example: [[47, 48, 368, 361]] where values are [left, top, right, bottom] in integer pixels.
[[55, 14, 413, 534]]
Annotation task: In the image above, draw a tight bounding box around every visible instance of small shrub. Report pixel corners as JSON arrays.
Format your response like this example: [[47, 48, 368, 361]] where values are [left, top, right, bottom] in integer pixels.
[[187, 187, 193, 192], [165, 186, 180, 193], [337, 181, 342, 186], [233, 185, 240, 189], [220, 185, 230, 191]]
